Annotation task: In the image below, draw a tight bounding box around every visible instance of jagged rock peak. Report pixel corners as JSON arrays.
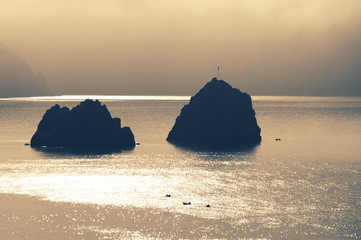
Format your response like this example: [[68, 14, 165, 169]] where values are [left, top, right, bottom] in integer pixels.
[[31, 99, 135, 150]]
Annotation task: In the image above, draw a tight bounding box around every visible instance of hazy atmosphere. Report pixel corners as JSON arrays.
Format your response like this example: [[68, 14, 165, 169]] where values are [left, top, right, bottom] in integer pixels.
[[1, 2, 361, 238], [1, 0, 361, 96]]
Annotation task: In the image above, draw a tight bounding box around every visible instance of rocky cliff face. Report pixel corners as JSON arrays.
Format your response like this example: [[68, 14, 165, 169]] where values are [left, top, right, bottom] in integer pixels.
[[167, 78, 261, 147], [31, 99, 135, 149], [0, 43, 52, 97]]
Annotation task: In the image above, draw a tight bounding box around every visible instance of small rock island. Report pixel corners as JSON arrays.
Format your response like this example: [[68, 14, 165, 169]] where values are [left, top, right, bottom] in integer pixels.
[[31, 99, 135, 150], [167, 78, 261, 147]]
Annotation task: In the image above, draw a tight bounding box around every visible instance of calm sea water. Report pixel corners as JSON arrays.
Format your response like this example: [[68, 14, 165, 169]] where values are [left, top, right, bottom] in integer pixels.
[[0, 95, 360, 239]]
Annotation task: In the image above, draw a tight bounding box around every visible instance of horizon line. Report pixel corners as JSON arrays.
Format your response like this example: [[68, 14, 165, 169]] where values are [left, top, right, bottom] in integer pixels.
[[1, 95, 361, 102]]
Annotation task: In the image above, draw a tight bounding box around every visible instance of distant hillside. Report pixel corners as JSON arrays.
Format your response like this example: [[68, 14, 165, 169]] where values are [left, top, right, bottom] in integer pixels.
[[0, 43, 52, 98]]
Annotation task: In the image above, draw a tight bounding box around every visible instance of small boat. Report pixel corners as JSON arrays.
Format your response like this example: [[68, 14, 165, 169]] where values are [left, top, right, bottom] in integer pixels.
[[183, 202, 191, 205]]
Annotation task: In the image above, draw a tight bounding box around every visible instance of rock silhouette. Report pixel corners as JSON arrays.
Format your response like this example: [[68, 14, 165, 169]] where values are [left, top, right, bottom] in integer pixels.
[[31, 99, 135, 150], [167, 78, 261, 146]]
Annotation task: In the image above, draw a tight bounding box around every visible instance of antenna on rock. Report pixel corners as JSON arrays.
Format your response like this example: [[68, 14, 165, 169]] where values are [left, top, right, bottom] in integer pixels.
[[217, 66, 220, 79]]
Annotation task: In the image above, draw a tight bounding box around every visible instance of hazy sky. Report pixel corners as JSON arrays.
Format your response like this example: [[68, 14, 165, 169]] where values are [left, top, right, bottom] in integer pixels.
[[1, 0, 361, 96]]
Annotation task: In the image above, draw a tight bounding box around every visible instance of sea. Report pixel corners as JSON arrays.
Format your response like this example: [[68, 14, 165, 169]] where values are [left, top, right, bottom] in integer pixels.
[[0, 95, 360, 239]]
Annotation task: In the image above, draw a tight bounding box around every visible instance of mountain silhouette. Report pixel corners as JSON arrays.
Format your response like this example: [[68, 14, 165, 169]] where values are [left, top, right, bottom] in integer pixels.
[[0, 43, 52, 97]]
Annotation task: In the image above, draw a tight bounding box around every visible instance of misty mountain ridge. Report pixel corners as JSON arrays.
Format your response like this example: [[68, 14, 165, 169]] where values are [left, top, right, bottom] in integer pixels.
[[0, 43, 52, 98]]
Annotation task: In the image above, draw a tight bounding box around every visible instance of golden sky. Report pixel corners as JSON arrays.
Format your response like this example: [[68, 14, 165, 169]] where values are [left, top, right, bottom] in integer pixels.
[[1, 0, 361, 95]]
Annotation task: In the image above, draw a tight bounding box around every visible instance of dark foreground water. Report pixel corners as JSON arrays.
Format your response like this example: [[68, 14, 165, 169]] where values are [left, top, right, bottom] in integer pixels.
[[0, 96, 360, 239]]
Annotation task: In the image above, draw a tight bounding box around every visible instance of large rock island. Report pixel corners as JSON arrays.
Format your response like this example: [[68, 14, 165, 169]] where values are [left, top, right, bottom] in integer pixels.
[[31, 99, 135, 150], [167, 78, 261, 147]]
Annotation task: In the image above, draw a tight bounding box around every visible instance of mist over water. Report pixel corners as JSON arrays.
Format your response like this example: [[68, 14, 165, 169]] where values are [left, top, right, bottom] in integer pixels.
[[0, 96, 360, 239], [1, 0, 361, 238], [1, 0, 361, 96]]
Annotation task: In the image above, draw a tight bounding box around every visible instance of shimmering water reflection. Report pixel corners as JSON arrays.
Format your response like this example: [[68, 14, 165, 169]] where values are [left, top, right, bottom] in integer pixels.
[[0, 96, 360, 239]]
